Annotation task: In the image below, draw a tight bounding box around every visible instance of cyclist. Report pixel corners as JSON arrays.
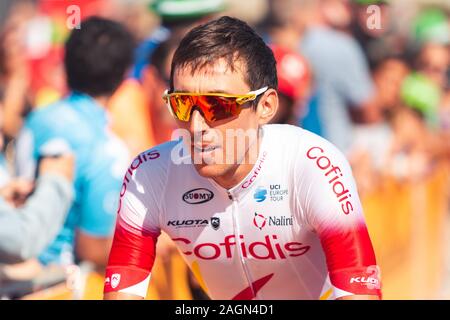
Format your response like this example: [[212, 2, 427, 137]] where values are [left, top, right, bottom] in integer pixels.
[[104, 16, 381, 300]]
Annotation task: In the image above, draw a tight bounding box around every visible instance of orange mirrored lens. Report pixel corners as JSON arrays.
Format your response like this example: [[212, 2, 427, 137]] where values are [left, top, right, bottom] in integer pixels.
[[168, 95, 242, 122]]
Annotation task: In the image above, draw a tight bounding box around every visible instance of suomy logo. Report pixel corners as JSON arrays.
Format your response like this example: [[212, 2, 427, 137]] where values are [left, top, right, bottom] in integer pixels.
[[306, 146, 353, 215], [182, 188, 214, 204]]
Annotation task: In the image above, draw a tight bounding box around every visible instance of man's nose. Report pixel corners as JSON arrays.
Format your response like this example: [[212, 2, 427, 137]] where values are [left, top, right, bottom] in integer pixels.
[[189, 108, 210, 134]]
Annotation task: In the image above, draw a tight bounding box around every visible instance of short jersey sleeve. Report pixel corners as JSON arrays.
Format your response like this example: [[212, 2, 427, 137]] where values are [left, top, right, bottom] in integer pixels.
[[295, 133, 381, 298], [104, 149, 166, 297]]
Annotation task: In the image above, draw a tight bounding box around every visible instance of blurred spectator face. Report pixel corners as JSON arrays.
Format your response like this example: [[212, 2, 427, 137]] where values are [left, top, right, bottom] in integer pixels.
[[417, 43, 449, 89], [321, 0, 352, 30], [110, 0, 159, 42], [373, 58, 409, 110], [392, 106, 426, 152], [142, 39, 177, 138]]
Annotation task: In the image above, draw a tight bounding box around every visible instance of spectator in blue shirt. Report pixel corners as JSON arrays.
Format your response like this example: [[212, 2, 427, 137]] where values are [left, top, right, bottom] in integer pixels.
[[15, 17, 134, 267]]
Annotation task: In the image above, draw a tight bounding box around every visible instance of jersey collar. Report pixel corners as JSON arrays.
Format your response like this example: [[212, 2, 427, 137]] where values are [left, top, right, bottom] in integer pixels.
[[222, 126, 269, 201]]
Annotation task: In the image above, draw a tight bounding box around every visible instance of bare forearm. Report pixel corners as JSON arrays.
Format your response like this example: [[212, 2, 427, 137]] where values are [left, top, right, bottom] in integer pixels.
[[3, 74, 29, 138], [76, 231, 113, 267]]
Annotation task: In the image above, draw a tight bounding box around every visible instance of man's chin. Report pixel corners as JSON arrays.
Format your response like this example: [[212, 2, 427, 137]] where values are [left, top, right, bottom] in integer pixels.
[[194, 163, 233, 179]]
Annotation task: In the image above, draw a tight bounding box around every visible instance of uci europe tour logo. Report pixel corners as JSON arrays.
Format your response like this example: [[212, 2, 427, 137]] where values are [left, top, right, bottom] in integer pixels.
[[254, 187, 267, 202]]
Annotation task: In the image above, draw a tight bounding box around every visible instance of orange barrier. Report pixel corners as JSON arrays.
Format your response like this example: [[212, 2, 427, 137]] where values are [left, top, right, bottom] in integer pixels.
[[363, 163, 449, 299]]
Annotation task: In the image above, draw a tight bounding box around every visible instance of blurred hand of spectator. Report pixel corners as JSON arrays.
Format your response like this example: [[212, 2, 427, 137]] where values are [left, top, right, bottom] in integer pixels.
[[0, 179, 33, 208], [0, 155, 74, 208], [39, 154, 75, 182], [0, 154, 75, 265]]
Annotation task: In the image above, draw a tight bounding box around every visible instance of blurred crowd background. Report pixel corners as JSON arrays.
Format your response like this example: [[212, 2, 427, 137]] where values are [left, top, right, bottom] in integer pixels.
[[0, 0, 449, 300]]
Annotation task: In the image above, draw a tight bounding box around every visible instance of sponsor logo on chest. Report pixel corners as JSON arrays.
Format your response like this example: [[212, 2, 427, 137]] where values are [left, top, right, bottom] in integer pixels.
[[254, 184, 289, 203]]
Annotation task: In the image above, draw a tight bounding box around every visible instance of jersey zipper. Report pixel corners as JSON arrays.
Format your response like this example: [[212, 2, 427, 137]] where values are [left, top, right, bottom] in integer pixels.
[[227, 191, 257, 299]]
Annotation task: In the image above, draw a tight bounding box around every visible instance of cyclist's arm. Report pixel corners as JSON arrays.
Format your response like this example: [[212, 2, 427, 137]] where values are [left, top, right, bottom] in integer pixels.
[[103, 218, 159, 299], [298, 141, 381, 300], [103, 151, 163, 299]]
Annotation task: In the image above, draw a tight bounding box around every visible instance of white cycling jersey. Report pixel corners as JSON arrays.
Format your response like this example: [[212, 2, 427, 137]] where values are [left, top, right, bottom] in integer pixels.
[[104, 124, 381, 300]]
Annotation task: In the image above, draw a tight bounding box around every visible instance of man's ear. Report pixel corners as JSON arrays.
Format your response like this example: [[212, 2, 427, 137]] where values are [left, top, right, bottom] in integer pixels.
[[256, 89, 278, 125]]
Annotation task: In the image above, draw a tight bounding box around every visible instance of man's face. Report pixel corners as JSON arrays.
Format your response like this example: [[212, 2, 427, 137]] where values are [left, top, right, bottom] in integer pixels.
[[173, 58, 261, 179], [418, 43, 449, 89]]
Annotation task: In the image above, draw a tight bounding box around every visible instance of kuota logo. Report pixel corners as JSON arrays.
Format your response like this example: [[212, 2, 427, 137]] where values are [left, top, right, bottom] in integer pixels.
[[167, 219, 209, 228], [211, 217, 220, 230]]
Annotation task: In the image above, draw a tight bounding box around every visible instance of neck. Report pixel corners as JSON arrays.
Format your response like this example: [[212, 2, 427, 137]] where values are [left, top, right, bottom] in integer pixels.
[[212, 129, 262, 190], [93, 95, 110, 109]]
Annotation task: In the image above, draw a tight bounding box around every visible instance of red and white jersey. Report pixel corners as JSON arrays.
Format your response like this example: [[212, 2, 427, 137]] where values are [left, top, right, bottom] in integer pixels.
[[104, 124, 381, 300]]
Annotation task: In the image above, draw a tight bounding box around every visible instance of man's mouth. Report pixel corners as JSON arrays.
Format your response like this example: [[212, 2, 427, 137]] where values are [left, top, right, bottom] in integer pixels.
[[193, 145, 218, 153]]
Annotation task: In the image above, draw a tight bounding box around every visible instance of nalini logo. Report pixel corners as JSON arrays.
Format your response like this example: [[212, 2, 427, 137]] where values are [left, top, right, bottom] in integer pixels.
[[111, 273, 121, 289], [253, 213, 267, 230], [211, 217, 220, 230], [182, 188, 214, 204], [253, 212, 293, 230], [254, 187, 267, 202]]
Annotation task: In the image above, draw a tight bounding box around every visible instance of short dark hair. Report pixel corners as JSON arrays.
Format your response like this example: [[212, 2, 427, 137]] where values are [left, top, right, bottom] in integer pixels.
[[64, 17, 135, 97], [170, 16, 277, 97]]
